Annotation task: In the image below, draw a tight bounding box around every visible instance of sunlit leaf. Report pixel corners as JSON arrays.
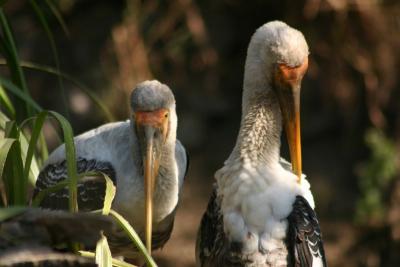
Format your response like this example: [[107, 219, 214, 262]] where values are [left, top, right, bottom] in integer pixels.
[[95, 233, 113, 267], [101, 173, 116, 215], [107, 210, 157, 267], [48, 111, 78, 212], [79, 251, 137, 267], [0, 138, 17, 184], [0, 84, 15, 118], [22, 111, 48, 184]]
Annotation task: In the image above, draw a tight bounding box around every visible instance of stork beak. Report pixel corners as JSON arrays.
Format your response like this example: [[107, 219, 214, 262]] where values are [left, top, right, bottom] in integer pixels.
[[274, 58, 308, 183], [134, 109, 168, 254]]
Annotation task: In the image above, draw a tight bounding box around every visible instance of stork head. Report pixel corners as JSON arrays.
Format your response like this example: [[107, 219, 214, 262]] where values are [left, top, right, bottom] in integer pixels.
[[246, 21, 309, 182], [130, 80, 175, 254]]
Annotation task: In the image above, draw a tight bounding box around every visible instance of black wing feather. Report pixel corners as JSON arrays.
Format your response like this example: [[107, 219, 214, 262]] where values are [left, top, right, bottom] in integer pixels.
[[287, 195, 327, 267], [197, 186, 250, 267], [33, 158, 116, 211]]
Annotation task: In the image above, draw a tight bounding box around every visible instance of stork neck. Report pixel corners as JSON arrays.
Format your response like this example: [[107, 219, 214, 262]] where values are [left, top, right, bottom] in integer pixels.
[[229, 88, 282, 168]]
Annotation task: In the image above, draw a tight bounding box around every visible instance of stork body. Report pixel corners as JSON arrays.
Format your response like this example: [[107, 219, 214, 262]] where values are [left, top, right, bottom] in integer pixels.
[[196, 22, 326, 267], [34, 80, 188, 259]]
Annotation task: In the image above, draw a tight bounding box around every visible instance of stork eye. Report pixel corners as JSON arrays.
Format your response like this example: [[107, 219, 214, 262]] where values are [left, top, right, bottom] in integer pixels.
[[164, 112, 169, 118]]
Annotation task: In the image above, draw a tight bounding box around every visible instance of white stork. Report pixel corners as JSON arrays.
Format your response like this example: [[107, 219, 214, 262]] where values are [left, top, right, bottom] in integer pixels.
[[34, 80, 188, 260], [196, 21, 327, 266]]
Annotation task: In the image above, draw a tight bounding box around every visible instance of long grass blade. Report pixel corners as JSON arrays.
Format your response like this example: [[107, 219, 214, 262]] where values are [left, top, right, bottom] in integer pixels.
[[3, 122, 26, 205], [44, 0, 70, 37], [29, 0, 69, 119], [0, 60, 115, 122], [0, 77, 42, 113], [0, 9, 32, 118], [7, 115, 42, 185], [0, 137, 25, 205], [0, 109, 8, 129], [108, 210, 157, 267], [101, 172, 116, 215], [38, 131, 49, 165], [79, 251, 138, 267], [0, 138, 16, 183], [0, 138, 16, 206], [0, 206, 27, 221], [0, 84, 15, 118], [95, 233, 112, 267], [48, 111, 78, 212], [31, 179, 69, 207], [10, 141, 25, 204], [23, 111, 48, 184]]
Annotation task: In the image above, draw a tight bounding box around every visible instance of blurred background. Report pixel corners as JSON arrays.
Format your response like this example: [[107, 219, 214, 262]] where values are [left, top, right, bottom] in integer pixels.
[[1, 0, 400, 266]]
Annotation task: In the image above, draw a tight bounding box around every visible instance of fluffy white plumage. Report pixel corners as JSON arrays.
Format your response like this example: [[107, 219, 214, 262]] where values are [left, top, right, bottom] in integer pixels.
[[215, 21, 314, 257]]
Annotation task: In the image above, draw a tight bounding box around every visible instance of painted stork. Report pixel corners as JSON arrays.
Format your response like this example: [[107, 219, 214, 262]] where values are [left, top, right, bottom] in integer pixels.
[[33, 80, 188, 260], [196, 21, 327, 266]]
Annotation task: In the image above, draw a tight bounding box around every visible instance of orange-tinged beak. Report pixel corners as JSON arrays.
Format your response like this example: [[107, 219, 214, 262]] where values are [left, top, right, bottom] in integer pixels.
[[134, 109, 169, 254], [274, 58, 308, 183]]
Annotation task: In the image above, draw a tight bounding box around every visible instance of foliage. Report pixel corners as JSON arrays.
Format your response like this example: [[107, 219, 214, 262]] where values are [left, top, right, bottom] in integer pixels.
[[356, 129, 398, 224], [0, 2, 157, 266]]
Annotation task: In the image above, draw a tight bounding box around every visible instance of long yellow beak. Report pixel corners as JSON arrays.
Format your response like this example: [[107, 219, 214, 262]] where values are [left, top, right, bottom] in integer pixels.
[[135, 110, 167, 254], [275, 58, 308, 182], [144, 134, 156, 254], [281, 89, 302, 181]]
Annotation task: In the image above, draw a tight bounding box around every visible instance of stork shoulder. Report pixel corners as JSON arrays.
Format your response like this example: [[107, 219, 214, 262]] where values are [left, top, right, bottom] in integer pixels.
[[175, 139, 188, 188], [44, 120, 132, 167]]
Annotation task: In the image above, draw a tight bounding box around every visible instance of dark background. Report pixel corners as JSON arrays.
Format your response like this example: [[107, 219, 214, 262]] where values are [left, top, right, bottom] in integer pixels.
[[3, 0, 400, 266]]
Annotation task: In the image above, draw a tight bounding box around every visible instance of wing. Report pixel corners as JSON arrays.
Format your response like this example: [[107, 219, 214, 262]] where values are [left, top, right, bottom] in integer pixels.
[[196, 186, 249, 267], [33, 158, 117, 211], [287, 195, 327, 267], [196, 186, 223, 266], [175, 139, 189, 188]]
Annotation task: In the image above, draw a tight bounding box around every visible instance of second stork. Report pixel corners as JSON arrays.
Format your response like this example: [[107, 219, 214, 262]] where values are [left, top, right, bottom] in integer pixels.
[[34, 80, 188, 260], [196, 21, 327, 267]]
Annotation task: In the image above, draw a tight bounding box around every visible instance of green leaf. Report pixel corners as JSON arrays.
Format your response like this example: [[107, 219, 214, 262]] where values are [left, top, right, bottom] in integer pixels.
[[108, 210, 157, 267], [31, 179, 69, 207], [101, 173, 116, 215], [29, 0, 69, 118], [95, 233, 113, 267], [0, 138, 16, 206], [0, 138, 16, 183], [0, 59, 115, 122], [79, 251, 138, 267], [0, 9, 32, 119], [0, 76, 42, 113], [44, 0, 70, 37], [0, 206, 27, 221], [48, 111, 78, 212], [22, 111, 48, 184], [0, 109, 9, 129], [0, 137, 26, 205], [0, 84, 15, 118]]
